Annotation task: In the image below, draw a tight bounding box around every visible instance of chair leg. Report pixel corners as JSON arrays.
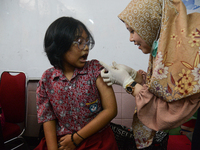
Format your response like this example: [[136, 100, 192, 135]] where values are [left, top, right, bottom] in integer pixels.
[[4, 136, 30, 150]]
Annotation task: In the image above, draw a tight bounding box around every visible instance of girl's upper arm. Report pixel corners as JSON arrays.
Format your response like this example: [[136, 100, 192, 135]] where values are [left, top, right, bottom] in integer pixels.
[[96, 75, 117, 112]]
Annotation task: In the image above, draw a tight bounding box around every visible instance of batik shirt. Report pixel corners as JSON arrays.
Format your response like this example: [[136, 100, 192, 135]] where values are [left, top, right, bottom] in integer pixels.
[[36, 59, 103, 136]]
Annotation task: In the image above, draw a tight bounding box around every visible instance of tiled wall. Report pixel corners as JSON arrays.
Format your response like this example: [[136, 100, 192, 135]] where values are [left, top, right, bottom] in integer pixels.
[[24, 80, 41, 137], [112, 85, 136, 128], [24, 81, 136, 137]]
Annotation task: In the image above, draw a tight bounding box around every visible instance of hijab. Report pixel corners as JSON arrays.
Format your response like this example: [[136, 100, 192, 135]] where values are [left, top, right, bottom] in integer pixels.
[[118, 0, 200, 148], [118, 0, 162, 47]]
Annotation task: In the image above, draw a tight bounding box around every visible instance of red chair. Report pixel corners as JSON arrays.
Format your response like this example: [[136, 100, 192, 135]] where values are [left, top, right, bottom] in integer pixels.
[[0, 71, 29, 150]]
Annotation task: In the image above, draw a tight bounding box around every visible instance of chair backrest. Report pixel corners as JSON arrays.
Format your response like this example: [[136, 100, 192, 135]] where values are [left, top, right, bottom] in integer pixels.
[[0, 71, 28, 124]]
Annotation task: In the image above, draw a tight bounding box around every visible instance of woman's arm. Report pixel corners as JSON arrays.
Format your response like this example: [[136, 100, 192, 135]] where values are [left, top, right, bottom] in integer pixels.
[[129, 70, 200, 131], [43, 120, 58, 150], [133, 83, 143, 97], [132, 84, 200, 131], [130, 69, 147, 97], [134, 71, 143, 84], [59, 75, 117, 147]]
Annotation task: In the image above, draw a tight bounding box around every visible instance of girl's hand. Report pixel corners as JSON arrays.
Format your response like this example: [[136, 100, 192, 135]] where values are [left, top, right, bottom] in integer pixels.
[[58, 134, 76, 150], [58, 133, 83, 150]]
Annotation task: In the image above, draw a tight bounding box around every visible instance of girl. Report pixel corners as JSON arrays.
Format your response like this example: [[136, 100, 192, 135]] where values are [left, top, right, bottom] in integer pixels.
[[35, 17, 118, 150]]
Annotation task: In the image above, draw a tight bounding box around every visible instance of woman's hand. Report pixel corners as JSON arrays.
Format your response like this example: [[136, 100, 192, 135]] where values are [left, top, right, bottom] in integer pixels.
[[112, 62, 143, 84], [112, 61, 137, 79], [100, 61, 134, 88]]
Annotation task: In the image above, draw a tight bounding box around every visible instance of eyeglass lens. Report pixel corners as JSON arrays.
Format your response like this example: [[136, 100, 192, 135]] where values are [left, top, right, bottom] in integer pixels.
[[75, 37, 94, 50]]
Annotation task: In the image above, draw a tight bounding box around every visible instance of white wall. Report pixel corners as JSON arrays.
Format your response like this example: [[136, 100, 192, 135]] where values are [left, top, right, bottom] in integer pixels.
[[0, 0, 199, 79]]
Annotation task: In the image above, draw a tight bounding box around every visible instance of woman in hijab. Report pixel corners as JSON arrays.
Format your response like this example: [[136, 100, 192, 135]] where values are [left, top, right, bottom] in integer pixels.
[[100, 0, 200, 149]]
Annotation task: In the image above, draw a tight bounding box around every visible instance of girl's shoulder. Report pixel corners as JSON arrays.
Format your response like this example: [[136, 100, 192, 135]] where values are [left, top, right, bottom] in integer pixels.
[[86, 59, 103, 70], [87, 59, 100, 66], [85, 59, 103, 77], [42, 67, 55, 76], [40, 67, 62, 80]]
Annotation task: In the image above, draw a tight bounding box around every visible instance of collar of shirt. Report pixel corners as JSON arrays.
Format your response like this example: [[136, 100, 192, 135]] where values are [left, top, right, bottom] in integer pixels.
[[51, 62, 89, 81]]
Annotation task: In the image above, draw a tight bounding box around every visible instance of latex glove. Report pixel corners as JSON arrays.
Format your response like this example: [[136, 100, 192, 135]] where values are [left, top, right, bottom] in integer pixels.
[[99, 62, 121, 86], [100, 61, 134, 88], [100, 68, 120, 86], [112, 61, 137, 80]]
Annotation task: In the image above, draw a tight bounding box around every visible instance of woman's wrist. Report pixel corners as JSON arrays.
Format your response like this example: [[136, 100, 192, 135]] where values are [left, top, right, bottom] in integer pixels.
[[133, 83, 143, 97], [134, 72, 143, 84]]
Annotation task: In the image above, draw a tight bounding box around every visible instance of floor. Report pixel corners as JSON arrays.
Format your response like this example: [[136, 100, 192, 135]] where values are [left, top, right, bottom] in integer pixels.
[[3, 135, 192, 150], [4, 136, 39, 150], [24, 136, 39, 150]]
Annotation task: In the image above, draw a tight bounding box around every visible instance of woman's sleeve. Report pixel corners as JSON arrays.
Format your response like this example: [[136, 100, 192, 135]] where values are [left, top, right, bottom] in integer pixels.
[[135, 70, 200, 131]]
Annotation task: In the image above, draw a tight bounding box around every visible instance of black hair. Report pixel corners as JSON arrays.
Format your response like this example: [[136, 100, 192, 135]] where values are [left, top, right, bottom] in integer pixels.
[[44, 16, 94, 70]]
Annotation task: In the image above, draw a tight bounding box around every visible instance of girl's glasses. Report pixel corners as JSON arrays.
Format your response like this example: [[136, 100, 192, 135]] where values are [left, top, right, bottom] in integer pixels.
[[73, 37, 95, 50]]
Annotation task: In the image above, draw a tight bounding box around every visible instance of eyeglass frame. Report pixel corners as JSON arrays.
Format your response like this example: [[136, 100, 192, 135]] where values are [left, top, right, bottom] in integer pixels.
[[73, 37, 95, 50]]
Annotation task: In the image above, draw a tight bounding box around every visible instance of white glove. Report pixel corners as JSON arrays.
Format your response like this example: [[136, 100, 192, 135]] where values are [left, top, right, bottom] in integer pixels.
[[100, 68, 120, 86], [100, 61, 134, 88], [112, 61, 137, 80]]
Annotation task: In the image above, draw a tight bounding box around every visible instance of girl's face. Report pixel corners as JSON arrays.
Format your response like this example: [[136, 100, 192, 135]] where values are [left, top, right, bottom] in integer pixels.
[[62, 29, 89, 72], [125, 23, 151, 54]]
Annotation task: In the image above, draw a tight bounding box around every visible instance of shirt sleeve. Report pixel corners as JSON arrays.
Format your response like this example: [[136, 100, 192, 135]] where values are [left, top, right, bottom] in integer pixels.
[[90, 59, 104, 79], [135, 70, 200, 131], [36, 79, 56, 124]]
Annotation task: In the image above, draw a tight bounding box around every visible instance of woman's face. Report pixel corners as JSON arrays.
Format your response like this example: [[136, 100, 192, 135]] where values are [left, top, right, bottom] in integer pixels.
[[125, 23, 151, 54]]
